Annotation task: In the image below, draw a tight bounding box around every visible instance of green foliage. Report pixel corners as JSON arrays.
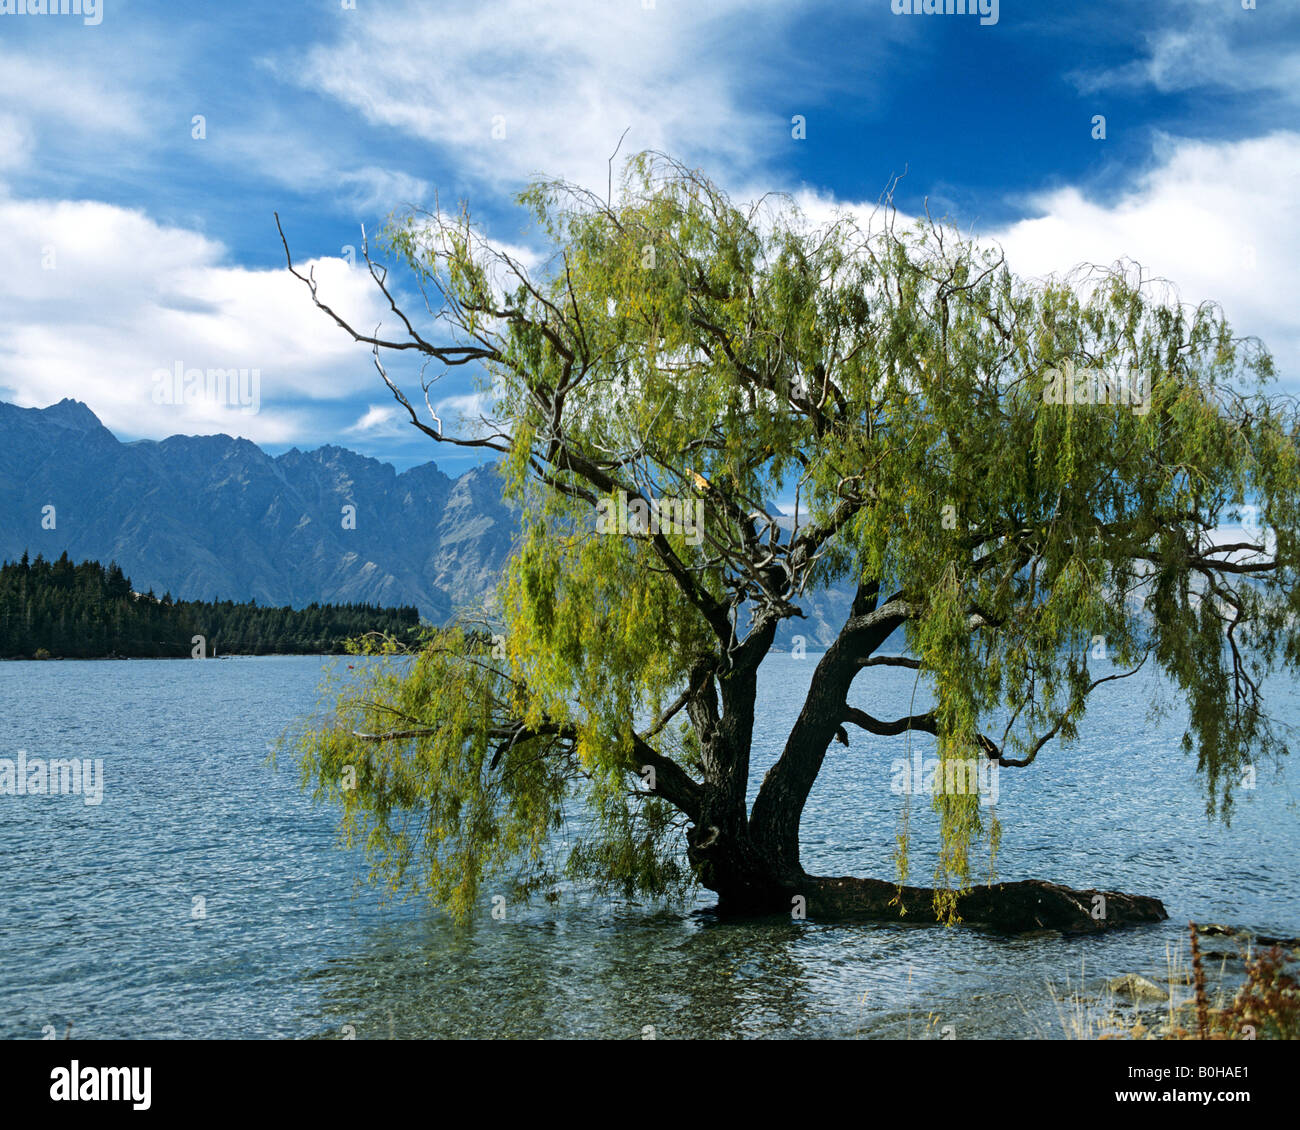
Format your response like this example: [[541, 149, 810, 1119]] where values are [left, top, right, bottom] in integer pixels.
[[284, 629, 693, 918], [287, 632, 561, 919]]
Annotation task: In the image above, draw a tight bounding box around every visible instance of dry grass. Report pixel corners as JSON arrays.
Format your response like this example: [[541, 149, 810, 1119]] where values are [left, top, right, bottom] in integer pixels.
[[1047, 922, 1300, 1040]]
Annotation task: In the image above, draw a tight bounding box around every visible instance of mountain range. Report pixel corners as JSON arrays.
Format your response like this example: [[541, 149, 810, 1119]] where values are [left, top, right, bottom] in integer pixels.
[[0, 399, 851, 645], [0, 399, 515, 623]]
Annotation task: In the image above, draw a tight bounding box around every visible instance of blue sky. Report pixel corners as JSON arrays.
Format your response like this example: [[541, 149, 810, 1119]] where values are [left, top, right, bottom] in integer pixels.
[[0, 0, 1297, 474]]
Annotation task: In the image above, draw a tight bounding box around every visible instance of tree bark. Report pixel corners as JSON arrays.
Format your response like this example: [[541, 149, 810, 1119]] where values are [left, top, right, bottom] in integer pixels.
[[748, 588, 910, 879]]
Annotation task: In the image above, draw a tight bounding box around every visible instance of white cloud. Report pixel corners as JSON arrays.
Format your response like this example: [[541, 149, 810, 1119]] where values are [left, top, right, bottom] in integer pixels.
[[286, 0, 806, 195], [0, 45, 150, 189], [211, 121, 434, 214], [1073, 0, 1300, 104], [432, 390, 493, 432], [0, 114, 31, 171], [346, 403, 406, 437], [0, 197, 405, 443], [0, 48, 146, 142], [337, 167, 431, 213], [990, 133, 1300, 385], [788, 133, 1300, 390]]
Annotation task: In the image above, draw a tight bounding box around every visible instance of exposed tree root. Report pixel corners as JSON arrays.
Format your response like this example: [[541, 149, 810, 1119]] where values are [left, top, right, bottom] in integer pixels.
[[799, 875, 1167, 933]]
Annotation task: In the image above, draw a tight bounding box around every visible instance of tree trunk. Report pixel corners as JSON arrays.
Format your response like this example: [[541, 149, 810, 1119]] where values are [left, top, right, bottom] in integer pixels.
[[684, 591, 1168, 934]]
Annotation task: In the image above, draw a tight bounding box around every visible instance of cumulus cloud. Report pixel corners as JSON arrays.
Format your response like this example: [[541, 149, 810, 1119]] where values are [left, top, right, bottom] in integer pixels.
[[431, 390, 495, 432], [788, 133, 1300, 389], [990, 133, 1300, 384], [0, 197, 403, 444]]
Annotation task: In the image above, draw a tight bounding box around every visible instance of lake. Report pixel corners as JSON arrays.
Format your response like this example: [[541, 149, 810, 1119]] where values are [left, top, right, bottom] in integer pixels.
[[1, 654, 1296, 1039]]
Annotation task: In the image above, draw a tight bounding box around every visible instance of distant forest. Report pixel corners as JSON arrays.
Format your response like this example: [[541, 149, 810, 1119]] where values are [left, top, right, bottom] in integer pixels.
[[0, 552, 425, 658]]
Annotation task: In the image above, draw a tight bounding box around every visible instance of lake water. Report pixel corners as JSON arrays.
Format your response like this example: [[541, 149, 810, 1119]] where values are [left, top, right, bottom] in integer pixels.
[[1, 654, 1296, 1039]]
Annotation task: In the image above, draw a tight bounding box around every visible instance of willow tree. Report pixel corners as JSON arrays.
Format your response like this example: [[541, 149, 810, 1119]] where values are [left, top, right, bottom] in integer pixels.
[[277, 153, 1298, 931]]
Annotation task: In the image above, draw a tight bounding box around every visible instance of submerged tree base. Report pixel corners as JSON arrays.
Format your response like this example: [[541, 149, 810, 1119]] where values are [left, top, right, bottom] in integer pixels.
[[715, 876, 1168, 934]]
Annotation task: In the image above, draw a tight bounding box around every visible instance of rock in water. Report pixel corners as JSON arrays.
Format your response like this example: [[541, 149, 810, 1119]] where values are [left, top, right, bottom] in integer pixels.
[[1106, 973, 1169, 1002]]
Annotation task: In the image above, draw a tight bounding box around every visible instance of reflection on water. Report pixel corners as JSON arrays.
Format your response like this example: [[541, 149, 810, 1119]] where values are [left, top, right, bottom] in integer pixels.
[[301, 900, 1190, 1040], [0, 655, 1295, 1039]]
